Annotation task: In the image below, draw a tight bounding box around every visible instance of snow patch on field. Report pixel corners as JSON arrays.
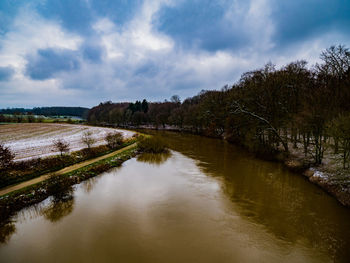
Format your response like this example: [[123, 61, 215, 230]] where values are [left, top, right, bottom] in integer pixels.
[[0, 124, 135, 161]]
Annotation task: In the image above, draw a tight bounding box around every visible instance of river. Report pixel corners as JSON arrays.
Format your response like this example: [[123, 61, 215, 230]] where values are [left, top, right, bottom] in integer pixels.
[[1, 131, 350, 262]]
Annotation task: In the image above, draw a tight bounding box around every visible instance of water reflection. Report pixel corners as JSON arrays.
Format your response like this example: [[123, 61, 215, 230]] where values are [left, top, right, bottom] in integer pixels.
[[81, 177, 98, 194], [0, 187, 75, 243], [143, 130, 350, 262], [137, 151, 171, 165], [41, 188, 75, 223], [0, 220, 16, 244]]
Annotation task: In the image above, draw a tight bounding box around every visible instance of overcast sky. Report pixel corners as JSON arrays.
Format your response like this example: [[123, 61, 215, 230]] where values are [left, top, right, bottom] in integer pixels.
[[0, 0, 349, 108]]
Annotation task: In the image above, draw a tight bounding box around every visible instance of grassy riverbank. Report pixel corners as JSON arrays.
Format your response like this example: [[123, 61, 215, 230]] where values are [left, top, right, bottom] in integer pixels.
[[0, 145, 138, 221], [0, 137, 138, 189], [0, 133, 169, 222]]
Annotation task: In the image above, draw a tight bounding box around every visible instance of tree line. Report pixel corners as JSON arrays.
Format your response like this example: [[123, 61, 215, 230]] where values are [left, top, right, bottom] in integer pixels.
[[88, 45, 350, 168], [0, 107, 89, 118]]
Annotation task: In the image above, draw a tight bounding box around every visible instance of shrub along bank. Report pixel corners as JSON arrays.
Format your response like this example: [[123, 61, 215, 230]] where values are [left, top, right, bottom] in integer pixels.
[[137, 136, 169, 153]]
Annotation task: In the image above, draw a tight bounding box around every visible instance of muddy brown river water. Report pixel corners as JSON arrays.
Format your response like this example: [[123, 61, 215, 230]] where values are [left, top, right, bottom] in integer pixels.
[[1, 131, 350, 262]]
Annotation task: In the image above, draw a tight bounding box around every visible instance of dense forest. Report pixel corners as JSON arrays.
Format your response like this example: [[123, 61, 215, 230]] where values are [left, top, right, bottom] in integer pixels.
[[0, 107, 89, 118], [88, 45, 350, 167]]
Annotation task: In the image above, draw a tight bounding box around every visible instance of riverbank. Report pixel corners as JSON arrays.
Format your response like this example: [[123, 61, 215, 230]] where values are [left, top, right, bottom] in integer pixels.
[[284, 155, 350, 207], [0, 144, 139, 222], [0, 139, 137, 189], [0, 143, 138, 196], [124, 125, 350, 207]]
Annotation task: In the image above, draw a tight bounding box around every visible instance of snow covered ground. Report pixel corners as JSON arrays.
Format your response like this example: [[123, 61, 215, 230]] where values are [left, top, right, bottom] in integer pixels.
[[0, 123, 135, 161]]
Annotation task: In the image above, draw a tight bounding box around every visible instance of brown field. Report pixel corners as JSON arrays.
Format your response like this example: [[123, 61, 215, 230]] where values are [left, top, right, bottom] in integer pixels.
[[0, 123, 134, 161]]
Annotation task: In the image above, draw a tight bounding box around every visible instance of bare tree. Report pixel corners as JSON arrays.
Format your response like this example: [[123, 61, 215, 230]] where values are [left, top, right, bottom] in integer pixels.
[[53, 139, 70, 156], [318, 45, 350, 78], [170, 95, 181, 104], [81, 130, 95, 149], [0, 143, 15, 169], [104, 132, 123, 149], [328, 114, 350, 169], [231, 101, 289, 152]]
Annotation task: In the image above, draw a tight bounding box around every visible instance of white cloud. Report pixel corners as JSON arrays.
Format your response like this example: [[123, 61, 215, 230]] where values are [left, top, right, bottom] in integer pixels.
[[94, 1, 174, 61]]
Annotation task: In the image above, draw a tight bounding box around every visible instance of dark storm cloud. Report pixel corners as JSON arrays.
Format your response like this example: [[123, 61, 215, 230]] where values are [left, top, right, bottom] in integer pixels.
[[155, 0, 350, 53], [26, 48, 80, 80], [36, 0, 143, 34], [155, 0, 250, 52], [82, 44, 104, 63], [0, 66, 15, 81], [271, 0, 350, 45], [134, 61, 159, 77]]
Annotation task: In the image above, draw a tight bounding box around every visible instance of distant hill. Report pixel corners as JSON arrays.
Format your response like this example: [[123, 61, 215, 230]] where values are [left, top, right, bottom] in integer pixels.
[[0, 107, 90, 119]]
